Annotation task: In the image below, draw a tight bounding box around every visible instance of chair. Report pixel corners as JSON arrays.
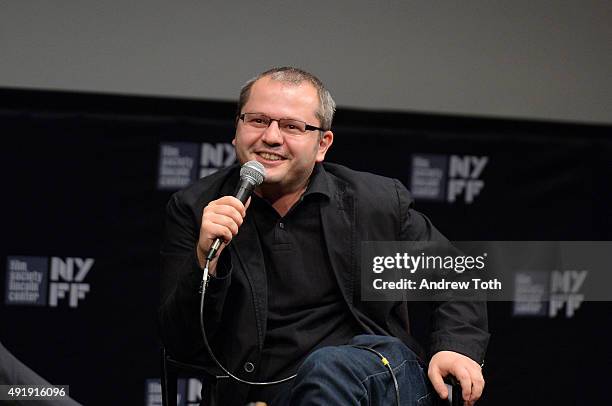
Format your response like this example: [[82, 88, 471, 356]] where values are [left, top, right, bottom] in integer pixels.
[[160, 347, 214, 406], [161, 347, 463, 406], [439, 376, 463, 406]]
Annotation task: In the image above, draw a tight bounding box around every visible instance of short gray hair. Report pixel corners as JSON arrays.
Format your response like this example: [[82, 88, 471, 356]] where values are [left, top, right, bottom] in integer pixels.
[[236, 66, 336, 131]]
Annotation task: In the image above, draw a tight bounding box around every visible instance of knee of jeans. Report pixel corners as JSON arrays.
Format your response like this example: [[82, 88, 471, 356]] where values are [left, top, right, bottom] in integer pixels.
[[349, 334, 421, 364], [298, 347, 355, 380], [298, 346, 347, 377]]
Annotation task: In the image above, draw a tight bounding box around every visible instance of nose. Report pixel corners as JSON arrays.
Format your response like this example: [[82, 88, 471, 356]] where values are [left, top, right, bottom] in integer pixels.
[[260, 119, 284, 146]]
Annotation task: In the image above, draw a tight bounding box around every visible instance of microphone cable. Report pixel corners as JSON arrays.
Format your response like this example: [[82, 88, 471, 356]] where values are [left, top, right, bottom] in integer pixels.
[[198, 261, 401, 405], [198, 258, 297, 386], [351, 345, 401, 406]]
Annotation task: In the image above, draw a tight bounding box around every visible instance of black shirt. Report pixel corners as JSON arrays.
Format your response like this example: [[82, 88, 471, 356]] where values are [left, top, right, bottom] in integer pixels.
[[250, 164, 362, 383]]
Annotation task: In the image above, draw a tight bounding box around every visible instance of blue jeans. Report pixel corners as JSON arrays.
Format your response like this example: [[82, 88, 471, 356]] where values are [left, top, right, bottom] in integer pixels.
[[269, 335, 434, 406]]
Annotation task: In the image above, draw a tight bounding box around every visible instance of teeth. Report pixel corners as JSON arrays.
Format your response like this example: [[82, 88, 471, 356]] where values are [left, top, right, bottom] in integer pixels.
[[259, 152, 283, 161]]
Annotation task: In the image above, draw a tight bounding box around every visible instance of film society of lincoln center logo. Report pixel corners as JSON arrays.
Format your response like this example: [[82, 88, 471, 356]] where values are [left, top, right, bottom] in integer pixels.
[[158, 142, 236, 190], [513, 270, 587, 318], [410, 154, 488, 204], [5, 256, 94, 308]]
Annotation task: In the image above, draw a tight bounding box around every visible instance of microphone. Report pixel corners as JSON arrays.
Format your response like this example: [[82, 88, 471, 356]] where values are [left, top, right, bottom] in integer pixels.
[[205, 160, 265, 261]]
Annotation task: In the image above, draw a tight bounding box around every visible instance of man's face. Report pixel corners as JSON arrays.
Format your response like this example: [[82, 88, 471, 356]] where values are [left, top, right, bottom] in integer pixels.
[[233, 76, 333, 194]]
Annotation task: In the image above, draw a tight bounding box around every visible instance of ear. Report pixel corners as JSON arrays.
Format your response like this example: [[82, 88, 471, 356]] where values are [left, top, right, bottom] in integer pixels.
[[232, 136, 236, 146], [315, 130, 334, 162]]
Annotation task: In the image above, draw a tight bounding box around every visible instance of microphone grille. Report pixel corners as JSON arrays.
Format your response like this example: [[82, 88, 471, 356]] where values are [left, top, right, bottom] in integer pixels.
[[240, 160, 266, 186]]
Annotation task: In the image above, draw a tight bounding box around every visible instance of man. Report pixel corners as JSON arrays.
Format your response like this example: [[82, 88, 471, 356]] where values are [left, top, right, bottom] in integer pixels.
[[159, 67, 488, 405]]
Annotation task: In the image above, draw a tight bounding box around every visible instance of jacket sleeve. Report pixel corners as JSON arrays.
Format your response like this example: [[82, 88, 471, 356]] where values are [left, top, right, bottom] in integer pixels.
[[394, 179, 490, 364], [158, 191, 233, 364]]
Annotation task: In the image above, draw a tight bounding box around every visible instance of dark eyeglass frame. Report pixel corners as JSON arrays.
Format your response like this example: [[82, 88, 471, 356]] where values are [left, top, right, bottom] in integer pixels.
[[239, 113, 328, 133]]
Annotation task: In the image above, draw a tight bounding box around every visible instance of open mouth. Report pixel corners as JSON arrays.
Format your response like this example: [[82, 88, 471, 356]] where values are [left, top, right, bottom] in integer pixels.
[[257, 152, 286, 162]]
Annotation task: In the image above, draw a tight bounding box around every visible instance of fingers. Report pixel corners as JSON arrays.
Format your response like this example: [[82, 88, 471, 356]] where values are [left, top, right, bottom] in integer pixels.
[[199, 196, 248, 253], [428, 364, 449, 400], [429, 351, 484, 405], [212, 196, 248, 218], [454, 365, 484, 406], [203, 214, 236, 242], [467, 365, 484, 405], [207, 204, 245, 231], [453, 365, 473, 404]]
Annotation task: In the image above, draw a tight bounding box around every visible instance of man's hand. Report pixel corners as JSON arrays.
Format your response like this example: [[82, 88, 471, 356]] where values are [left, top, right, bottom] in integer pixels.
[[197, 196, 249, 275], [428, 350, 484, 406]]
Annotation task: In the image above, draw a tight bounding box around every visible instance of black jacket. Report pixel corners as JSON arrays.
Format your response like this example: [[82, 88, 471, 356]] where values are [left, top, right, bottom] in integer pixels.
[[159, 162, 489, 405]]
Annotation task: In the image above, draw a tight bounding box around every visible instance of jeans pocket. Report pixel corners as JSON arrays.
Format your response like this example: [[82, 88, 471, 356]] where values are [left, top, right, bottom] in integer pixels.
[[416, 392, 433, 406]]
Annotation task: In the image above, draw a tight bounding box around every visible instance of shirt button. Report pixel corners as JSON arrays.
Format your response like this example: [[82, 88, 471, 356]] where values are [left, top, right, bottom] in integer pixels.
[[278, 222, 285, 229], [244, 362, 255, 373]]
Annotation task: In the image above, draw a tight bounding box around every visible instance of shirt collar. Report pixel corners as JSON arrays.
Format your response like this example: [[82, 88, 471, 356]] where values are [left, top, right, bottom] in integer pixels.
[[303, 162, 332, 200]]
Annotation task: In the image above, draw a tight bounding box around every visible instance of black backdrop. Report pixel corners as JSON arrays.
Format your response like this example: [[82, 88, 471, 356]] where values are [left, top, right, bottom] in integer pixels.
[[1, 88, 610, 405]]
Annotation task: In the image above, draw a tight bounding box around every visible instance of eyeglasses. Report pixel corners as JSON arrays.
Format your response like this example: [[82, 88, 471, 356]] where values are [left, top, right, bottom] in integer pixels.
[[239, 113, 327, 136]]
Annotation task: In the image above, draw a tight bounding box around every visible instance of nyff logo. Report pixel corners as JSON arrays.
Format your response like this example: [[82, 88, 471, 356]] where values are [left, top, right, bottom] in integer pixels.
[[49, 257, 94, 307], [411, 154, 488, 204], [548, 270, 586, 318], [447, 155, 488, 203], [199, 142, 236, 178]]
